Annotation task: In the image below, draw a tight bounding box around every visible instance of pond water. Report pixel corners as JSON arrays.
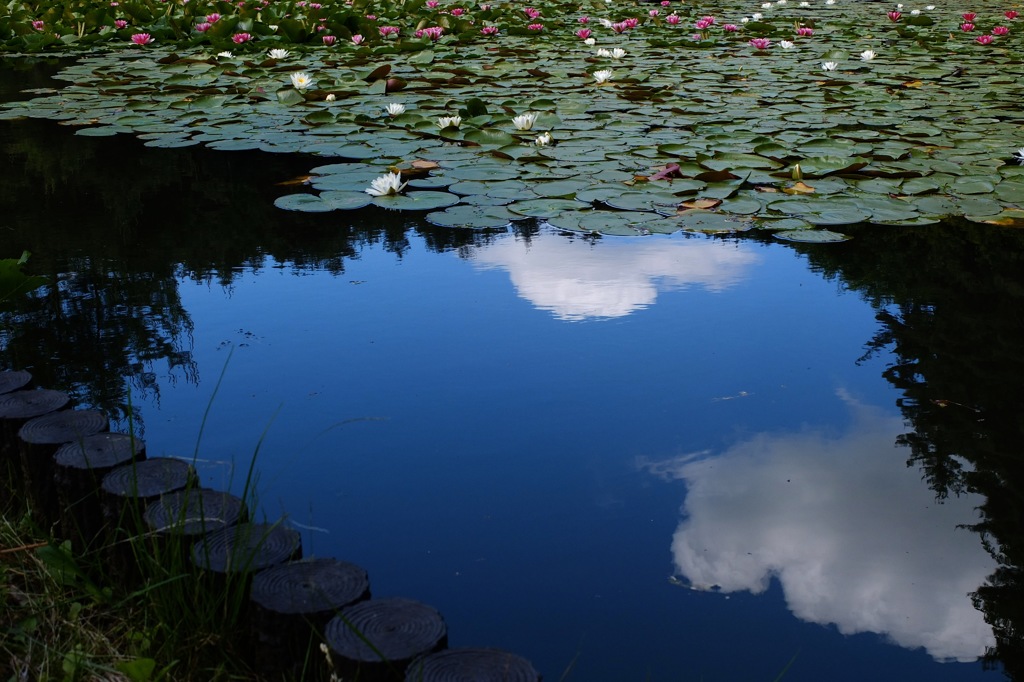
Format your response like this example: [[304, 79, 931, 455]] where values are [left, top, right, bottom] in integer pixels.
[[2, 62, 1021, 682]]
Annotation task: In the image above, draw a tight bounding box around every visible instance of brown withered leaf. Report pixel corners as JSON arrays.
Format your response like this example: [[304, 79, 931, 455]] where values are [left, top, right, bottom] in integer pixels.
[[782, 182, 816, 195], [680, 198, 722, 209]]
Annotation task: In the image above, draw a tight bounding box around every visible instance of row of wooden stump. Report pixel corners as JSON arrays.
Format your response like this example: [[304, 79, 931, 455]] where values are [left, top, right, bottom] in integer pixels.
[[0, 370, 542, 682]]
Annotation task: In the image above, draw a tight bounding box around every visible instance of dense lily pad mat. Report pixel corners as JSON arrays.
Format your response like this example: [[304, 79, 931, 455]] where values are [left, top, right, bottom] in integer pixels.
[[3, 0, 1023, 236]]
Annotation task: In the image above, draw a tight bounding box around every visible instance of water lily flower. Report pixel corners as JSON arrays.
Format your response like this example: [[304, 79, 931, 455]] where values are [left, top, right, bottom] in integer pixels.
[[887, 11, 901, 21], [779, 40, 795, 48], [207, 13, 221, 22], [752, 12, 764, 20], [666, 14, 680, 24], [576, 28, 592, 39], [195, 22, 212, 31], [597, 18, 614, 28], [437, 115, 462, 128], [290, 72, 313, 89], [961, 22, 975, 31], [365, 172, 407, 197], [426, 0, 438, 6], [741, 17, 751, 23], [322, 35, 336, 45], [799, 1, 809, 5], [379, 26, 400, 37], [925, 5, 935, 9], [512, 112, 538, 130], [578, 16, 590, 23], [268, 48, 290, 59], [217, 51, 235, 58], [609, 47, 627, 58], [351, 34, 364, 44], [593, 69, 614, 84], [596, 48, 611, 57], [821, 60, 839, 71], [1014, 147, 1024, 164], [975, 34, 993, 43], [1006, 10, 1019, 19], [31, 20, 44, 30], [859, 49, 876, 60], [416, 26, 444, 39], [723, 24, 739, 31], [527, 23, 544, 30], [993, 25, 1010, 35], [825, 0, 835, 5], [649, 10, 659, 17], [366, 14, 378, 20], [480, 3, 491, 9], [761, 2, 773, 7], [385, 102, 406, 116], [962, 12, 977, 21], [481, 26, 499, 35], [535, 132, 552, 146], [749, 37, 771, 49], [694, 18, 713, 29], [232, 32, 252, 43], [524, 7, 541, 18], [796, 26, 813, 36], [115, 19, 128, 28], [130, 33, 154, 45], [584, 37, 595, 45], [325, 94, 336, 102], [910, 9, 920, 15]]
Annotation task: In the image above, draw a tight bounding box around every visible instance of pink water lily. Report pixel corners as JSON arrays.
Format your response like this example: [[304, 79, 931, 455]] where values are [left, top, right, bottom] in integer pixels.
[[962, 12, 977, 21], [231, 32, 252, 43], [796, 26, 813, 36], [575, 28, 592, 39], [31, 20, 44, 30], [992, 25, 1009, 34], [426, 0, 438, 6], [351, 33, 364, 43], [114, 19, 127, 28], [666, 14, 680, 24], [365, 14, 376, 19], [130, 32, 154, 44], [527, 23, 543, 30], [206, 13, 220, 22], [480, 25, 499, 35], [322, 34, 336, 45], [649, 9, 659, 17], [194, 22, 211, 31], [976, 33, 993, 43], [960, 22, 975, 31], [415, 26, 444, 39], [887, 10, 901, 21], [1006, 10, 1019, 19], [378, 25, 399, 37], [749, 37, 771, 49], [524, 7, 541, 19], [450, 8, 465, 15], [694, 17, 713, 29], [723, 23, 739, 31], [578, 16, 589, 23]]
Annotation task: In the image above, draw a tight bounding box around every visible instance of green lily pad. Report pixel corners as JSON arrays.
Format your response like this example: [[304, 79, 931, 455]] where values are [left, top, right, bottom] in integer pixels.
[[774, 229, 852, 243], [371, 191, 461, 210]]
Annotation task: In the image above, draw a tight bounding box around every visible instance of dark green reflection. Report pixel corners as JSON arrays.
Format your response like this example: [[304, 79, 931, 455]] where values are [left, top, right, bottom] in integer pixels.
[[798, 222, 1024, 678]]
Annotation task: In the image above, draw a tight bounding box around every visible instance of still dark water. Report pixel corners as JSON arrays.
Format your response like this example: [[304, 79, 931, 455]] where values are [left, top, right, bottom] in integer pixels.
[[3, 60, 1022, 682]]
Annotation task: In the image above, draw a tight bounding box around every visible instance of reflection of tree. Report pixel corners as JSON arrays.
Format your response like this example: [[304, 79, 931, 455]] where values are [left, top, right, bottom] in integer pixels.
[[796, 222, 1024, 678]]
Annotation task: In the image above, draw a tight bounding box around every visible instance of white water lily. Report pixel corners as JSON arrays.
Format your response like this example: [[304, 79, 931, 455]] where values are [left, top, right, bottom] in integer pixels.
[[859, 49, 877, 61], [597, 18, 614, 27], [217, 51, 235, 58], [761, 2, 773, 8], [752, 12, 764, 19], [437, 115, 462, 129], [535, 132, 553, 146], [910, 8, 920, 15], [779, 40, 795, 49], [593, 69, 614, 84], [365, 172, 408, 197], [268, 48, 290, 59], [825, 0, 835, 4], [596, 48, 611, 57], [741, 17, 751, 22], [584, 37, 596, 45], [385, 102, 406, 116], [608, 47, 626, 58], [325, 93, 336, 102], [512, 112, 539, 131], [821, 61, 839, 71], [925, 5, 935, 9], [799, 1, 809, 5], [290, 72, 313, 90], [1015, 148, 1024, 165]]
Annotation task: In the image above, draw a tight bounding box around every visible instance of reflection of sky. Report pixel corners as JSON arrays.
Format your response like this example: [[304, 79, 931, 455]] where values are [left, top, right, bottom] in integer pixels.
[[645, 391, 996, 663], [467, 235, 761, 320]]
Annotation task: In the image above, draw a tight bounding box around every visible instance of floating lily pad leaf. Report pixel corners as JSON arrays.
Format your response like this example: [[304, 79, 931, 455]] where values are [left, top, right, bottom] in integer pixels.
[[755, 218, 815, 231], [507, 198, 592, 218], [206, 138, 263, 150], [700, 153, 782, 172], [636, 218, 684, 235], [603, 191, 680, 212], [797, 156, 870, 176], [774, 229, 851, 243], [969, 209, 1024, 228], [995, 182, 1024, 204], [677, 210, 753, 234], [718, 197, 763, 215], [853, 178, 903, 194], [952, 178, 996, 195], [320, 191, 374, 210], [76, 127, 121, 137], [371, 191, 461, 210], [463, 129, 518, 146], [144, 135, 200, 148], [900, 177, 942, 195], [425, 204, 515, 229], [872, 215, 942, 226], [302, 143, 379, 160], [407, 175, 455, 189], [958, 197, 1003, 217], [457, 193, 515, 207], [532, 180, 592, 198], [804, 207, 871, 226], [445, 165, 519, 181], [274, 193, 336, 212], [548, 211, 659, 235], [576, 186, 631, 204]]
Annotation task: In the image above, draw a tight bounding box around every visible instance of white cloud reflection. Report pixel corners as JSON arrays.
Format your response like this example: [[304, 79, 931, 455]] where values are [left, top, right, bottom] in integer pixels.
[[645, 392, 996, 662], [468, 234, 760, 320]]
